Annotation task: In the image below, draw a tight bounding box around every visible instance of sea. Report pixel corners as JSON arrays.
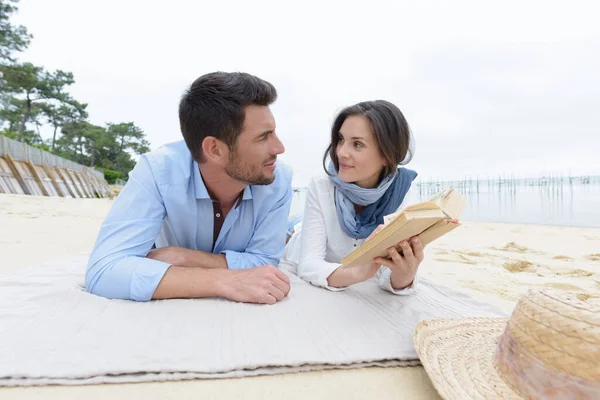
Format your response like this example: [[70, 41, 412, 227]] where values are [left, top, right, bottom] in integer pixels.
[[289, 176, 600, 229]]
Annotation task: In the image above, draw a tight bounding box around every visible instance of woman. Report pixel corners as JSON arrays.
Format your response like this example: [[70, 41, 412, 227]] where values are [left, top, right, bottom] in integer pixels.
[[281, 100, 423, 294]]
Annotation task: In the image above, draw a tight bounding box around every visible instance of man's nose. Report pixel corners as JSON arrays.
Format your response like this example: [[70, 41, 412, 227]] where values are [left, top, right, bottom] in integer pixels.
[[271, 133, 285, 155]]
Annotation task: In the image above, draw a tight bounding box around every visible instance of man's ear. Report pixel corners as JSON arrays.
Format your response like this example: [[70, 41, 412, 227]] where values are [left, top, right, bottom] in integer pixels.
[[201, 137, 229, 165]]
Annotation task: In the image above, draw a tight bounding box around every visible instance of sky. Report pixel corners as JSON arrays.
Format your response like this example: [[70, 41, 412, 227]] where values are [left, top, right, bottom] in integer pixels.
[[12, 0, 600, 187]]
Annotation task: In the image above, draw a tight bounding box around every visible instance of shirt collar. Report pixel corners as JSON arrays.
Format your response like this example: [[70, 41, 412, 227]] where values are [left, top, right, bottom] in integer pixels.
[[193, 161, 254, 203], [193, 161, 210, 200]]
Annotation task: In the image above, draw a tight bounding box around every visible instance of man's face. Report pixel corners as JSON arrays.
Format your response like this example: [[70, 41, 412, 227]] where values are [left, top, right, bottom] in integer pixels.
[[225, 105, 285, 185]]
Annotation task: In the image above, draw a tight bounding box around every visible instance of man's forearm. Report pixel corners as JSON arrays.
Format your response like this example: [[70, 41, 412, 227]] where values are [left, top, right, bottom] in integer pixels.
[[181, 248, 228, 269], [152, 266, 227, 299], [147, 246, 228, 269]]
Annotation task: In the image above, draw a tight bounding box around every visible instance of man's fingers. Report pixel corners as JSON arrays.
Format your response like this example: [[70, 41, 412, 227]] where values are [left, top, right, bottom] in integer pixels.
[[273, 267, 291, 285], [270, 278, 289, 298], [260, 294, 277, 305], [269, 284, 286, 301], [265, 267, 290, 295]]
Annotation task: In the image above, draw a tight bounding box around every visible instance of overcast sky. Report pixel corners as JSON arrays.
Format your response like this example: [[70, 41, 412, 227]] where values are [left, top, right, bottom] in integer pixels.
[[13, 0, 600, 186]]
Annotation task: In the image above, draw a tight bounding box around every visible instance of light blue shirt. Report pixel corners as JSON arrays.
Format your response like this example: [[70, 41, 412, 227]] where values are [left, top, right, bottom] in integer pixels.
[[85, 140, 293, 301]]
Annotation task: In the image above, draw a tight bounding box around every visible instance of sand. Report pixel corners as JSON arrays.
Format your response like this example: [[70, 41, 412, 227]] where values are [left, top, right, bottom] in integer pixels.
[[1, 193, 599, 399]]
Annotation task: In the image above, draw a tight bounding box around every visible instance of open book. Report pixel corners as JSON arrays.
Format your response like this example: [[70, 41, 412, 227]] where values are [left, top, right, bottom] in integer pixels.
[[341, 188, 467, 268]]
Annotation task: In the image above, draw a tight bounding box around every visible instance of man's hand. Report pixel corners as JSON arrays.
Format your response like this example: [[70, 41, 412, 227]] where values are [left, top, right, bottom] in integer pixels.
[[374, 236, 424, 290], [219, 265, 291, 305]]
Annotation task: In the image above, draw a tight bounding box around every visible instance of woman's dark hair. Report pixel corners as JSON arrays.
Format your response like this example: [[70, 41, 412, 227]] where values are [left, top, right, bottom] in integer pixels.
[[179, 72, 277, 162], [323, 100, 413, 178]]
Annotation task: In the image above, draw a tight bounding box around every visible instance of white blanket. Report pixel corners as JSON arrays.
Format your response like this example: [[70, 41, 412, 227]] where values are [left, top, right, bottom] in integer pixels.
[[0, 254, 505, 386]]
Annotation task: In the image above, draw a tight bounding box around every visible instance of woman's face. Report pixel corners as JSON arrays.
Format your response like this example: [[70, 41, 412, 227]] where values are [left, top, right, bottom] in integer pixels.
[[336, 115, 386, 188]]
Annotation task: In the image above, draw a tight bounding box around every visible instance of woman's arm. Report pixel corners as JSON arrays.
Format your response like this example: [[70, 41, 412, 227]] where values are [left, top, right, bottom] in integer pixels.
[[296, 179, 349, 290]]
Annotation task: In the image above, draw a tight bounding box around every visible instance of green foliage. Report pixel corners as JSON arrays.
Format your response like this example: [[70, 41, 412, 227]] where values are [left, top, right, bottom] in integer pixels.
[[96, 167, 121, 185], [0, 62, 78, 135], [0, 0, 150, 179], [0, 0, 32, 62]]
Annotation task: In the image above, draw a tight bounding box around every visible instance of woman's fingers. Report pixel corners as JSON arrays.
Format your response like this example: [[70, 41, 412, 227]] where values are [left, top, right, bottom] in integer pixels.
[[398, 241, 414, 260], [366, 224, 386, 242], [411, 236, 424, 261], [388, 246, 404, 265], [374, 256, 395, 270]]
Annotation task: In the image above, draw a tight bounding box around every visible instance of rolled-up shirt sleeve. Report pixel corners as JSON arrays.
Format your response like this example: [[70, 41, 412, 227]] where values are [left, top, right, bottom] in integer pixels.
[[85, 155, 171, 301], [377, 266, 419, 295], [296, 179, 346, 291]]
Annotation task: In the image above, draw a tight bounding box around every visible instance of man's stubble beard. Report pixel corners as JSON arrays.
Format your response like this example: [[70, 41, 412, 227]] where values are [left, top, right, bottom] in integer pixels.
[[224, 149, 275, 186]]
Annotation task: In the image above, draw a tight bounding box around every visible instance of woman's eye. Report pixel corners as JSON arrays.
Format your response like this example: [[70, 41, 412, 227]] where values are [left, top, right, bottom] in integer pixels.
[[354, 142, 363, 148]]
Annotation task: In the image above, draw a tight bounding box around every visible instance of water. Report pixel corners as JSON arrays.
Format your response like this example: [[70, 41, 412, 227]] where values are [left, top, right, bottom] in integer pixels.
[[290, 176, 600, 228]]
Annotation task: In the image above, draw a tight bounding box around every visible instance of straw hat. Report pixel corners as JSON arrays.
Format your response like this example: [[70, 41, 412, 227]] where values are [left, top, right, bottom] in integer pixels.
[[413, 289, 600, 399]]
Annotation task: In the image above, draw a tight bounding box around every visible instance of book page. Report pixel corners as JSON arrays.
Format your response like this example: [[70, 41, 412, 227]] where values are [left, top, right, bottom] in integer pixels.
[[436, 189, 467, 219]]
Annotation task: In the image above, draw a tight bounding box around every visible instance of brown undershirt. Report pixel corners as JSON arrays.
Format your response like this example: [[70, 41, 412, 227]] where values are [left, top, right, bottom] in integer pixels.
[[209, 191, 244, 251]]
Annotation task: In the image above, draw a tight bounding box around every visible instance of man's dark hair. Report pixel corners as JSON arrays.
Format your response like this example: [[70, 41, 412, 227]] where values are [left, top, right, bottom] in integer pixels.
[[323, 100, 414, 179], [179, 72, 277, 162]]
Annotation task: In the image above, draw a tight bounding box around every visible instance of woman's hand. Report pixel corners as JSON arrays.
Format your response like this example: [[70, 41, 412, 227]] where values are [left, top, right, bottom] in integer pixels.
[[374, 236, 424, 290], [327, 224, 386, 288]]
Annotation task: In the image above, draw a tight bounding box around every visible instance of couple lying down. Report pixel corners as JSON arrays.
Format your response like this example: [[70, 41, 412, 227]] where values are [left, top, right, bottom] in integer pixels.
[[85, 71, 422, 303]]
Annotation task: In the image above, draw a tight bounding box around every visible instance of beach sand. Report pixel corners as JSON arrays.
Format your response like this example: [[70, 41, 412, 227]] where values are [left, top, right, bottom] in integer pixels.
[[1, 193, 599, 399]]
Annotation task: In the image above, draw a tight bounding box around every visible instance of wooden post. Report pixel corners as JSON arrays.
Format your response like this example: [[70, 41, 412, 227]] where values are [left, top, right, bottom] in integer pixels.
[[5, 154, 30, 195], [73, 171, 92, 197], [62, 168, 85, 197], [54, 167, 77, 198], [26, 161, 49, 196], [43, 164, 65, 197]]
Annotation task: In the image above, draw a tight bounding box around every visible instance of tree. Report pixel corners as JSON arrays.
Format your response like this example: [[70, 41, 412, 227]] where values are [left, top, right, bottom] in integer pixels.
[[0, 0, 31, 63], [106, 122, 150, 173], [0, 94, 23, 132], [0, 62, 76, 137], [40, 100, 88, 150], [0, 0, 150, 180]]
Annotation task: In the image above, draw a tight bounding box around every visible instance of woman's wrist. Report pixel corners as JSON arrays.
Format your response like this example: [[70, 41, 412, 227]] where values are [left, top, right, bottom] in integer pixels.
[[390, 272, 415, 290], [327, 265, 360, 288]]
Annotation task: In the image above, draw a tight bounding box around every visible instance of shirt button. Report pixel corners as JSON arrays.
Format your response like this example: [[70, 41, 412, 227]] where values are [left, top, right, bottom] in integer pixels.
[[216, 213, 221, 218]]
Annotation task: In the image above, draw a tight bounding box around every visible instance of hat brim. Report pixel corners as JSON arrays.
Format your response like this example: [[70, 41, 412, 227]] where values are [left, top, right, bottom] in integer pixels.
[[413, 317, 523, 400]]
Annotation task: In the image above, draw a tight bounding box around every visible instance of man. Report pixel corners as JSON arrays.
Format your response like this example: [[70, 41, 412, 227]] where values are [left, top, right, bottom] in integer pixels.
[[86, 72, 293, 304]]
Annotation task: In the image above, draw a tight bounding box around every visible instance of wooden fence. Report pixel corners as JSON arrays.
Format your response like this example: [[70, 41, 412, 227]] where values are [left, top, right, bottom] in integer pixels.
[[0, 135, 113, 198]]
